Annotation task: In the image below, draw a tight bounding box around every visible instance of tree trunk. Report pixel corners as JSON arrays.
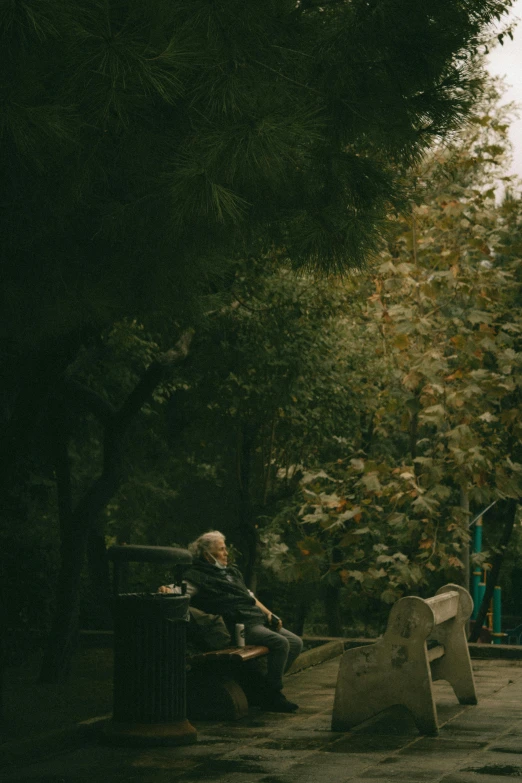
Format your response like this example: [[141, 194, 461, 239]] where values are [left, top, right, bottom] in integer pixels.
[[39, 443, 123, 682], [39, 522, 88, 680], [262, 415, 277, 505], [0, 567, 7, 727], [39, 331, 193, 682], [295, 597, 308, 637], [361, 411, 375, 454], [460, 486, 470, 591], [468, 499, 518, 643], [409, 397, 420, 464], [86, 529, 113, 629], [324, 584, 342, 636], [237, 422, 258, 589]]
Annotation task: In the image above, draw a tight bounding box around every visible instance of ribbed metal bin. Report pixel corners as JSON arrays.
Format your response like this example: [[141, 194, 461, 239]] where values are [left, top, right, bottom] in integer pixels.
[[105, 544, 196, 745], [113, 593, 189, 724]]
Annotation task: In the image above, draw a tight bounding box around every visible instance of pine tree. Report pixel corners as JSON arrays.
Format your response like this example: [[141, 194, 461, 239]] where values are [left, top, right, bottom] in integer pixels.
[[1, 0, 515, 355]]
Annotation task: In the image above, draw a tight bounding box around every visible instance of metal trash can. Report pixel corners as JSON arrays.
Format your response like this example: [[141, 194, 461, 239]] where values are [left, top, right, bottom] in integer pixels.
[[105, 545, 197, 745]]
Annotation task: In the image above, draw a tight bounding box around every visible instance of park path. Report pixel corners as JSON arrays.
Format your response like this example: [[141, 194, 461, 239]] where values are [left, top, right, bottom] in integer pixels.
[[4, 655, 522, 782]]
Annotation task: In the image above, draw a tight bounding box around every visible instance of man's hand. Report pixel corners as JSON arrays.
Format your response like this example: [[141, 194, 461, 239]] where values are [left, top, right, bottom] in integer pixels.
[[268, 613, 283, 631], [254, 597, 283, 631], [157, 585, 174, 594]]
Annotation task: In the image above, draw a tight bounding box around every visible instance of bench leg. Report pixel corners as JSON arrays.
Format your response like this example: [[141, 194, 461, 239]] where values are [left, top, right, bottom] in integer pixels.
[[430, 632, 477, 705], [187, 671, 249, 720], [332, 643, 439, 736], [432, 584, 477, 705]]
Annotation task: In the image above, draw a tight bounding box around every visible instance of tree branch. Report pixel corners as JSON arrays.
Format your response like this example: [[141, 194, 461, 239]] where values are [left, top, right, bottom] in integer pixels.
[[61, 378, 116, 424], [115, 329, 193, 434]]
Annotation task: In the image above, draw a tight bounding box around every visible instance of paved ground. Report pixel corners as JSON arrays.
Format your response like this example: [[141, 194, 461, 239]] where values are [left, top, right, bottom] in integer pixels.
[[4, 655, 522, 782]]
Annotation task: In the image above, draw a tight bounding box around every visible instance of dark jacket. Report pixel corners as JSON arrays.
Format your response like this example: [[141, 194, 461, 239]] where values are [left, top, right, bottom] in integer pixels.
[[184, 559, 267, 629]]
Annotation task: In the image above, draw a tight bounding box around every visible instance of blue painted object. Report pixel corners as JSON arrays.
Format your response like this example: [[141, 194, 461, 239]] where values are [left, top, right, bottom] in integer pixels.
[[471, 518, 483, 620], [492, 585, 503, 645]]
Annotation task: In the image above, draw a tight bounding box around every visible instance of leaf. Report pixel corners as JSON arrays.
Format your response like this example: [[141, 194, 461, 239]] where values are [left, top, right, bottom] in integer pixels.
[[359, 473, 382, 493], [393, 333, 410, 350], [333, 506, 363, 523], [301, 470, 335, 485], [376, 554, 396, 564], [380, 588, 400, 604], [402, 371, 422, 390], [479, 412, 498, 423], [448, 556, 464, 569], [412, 495, 439, 513], [318, 492, 341, 508]]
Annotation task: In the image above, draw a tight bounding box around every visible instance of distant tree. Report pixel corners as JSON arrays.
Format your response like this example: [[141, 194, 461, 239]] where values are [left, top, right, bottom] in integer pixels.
[[259, 81, 522, 631], [159, 257, 361, 585]]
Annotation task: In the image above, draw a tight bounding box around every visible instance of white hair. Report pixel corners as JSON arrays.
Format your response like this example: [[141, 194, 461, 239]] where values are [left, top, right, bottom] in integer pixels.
[[188, 530, 226, 559]]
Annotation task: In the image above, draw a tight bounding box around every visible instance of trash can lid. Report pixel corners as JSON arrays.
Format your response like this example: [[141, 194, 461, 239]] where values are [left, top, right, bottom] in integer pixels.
[[113, 592, 190, 620], [108, 545, 192, 565]]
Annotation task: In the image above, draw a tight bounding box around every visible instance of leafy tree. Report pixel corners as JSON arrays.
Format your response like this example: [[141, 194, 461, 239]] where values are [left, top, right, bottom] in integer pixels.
[[153, 257, 361, 585], [258, 81, 522, 632]]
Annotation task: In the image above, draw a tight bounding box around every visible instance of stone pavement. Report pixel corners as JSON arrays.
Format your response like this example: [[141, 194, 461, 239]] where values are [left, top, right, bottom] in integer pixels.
[[4, 655, 522, 782]]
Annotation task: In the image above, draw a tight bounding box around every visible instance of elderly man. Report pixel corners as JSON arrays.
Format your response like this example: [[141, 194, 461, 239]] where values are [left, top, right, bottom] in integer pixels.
[[161, 530, 302, 712]]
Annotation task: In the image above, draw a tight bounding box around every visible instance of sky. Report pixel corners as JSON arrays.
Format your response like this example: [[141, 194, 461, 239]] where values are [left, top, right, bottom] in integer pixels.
[[486, 0, 522, 179]]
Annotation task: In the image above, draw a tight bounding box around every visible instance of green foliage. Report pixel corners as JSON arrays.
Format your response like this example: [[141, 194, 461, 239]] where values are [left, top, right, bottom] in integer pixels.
[[258, 79, 522, 620], [2, 2, 520, 644], [1, 0, 515, 360], [90, 81, 522, 626]]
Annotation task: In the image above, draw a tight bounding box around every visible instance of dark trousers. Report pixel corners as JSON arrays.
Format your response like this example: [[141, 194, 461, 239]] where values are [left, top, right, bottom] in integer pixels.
[[245, 625, 303, 691]]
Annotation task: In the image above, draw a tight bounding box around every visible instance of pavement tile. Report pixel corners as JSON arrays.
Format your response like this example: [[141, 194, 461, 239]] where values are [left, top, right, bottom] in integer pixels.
[[398, 737, 488, 753], [490, 740, 522, 753], [2, 744, 196, 783], [346, 780, 435, 783], [323, 733, 414, 753], [504, 725, 522, 735], [255, 738, 338, 751], [219, 748, 315, 773], [258, 762, 369, 783], [357, 761, 462, 781], [441, 729, 503, 743], [445, 717, 515, 729], [441, 773, 522, 783], [467, 749, 522, 770]]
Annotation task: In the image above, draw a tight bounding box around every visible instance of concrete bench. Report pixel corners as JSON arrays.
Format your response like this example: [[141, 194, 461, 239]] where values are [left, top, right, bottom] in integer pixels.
[[187, 644, 269, 720], [332, 583, 477, 735]]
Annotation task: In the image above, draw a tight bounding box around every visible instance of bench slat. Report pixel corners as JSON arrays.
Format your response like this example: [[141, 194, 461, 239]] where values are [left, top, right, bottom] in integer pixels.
[[189, 645, 269, 665], [426, 591, 459, 625], [427, 644, 445, 663]]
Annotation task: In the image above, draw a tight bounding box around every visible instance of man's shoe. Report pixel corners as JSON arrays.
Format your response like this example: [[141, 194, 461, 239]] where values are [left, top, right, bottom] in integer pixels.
[[260, 691, 299, 713]]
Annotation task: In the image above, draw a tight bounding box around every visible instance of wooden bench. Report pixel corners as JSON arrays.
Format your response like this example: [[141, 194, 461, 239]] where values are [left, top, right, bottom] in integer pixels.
[[332, 583, 477, 735], [187, 644, 269, 720]]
